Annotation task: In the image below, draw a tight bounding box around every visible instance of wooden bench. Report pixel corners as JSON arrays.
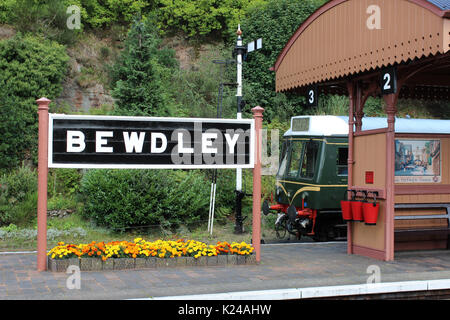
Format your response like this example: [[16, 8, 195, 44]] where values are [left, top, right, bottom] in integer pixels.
[[394, 203, 450, 249]]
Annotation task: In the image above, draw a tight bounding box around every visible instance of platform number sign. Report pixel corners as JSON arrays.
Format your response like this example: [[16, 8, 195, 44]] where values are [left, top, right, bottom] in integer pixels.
[[381, 67, 397, 95], [306, 85, 318, 107]]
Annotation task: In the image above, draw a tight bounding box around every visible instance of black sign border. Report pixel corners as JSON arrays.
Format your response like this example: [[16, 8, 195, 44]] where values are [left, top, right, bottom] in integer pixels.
[[48, 114, 255, 169]]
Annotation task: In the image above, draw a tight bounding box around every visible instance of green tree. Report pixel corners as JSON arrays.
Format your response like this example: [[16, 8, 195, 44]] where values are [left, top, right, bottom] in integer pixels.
[[110, 16, 178, 116]]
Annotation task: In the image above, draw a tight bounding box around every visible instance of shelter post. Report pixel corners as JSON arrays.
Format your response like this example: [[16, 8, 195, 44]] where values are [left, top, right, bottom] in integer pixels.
[[36, 97, 50, 271], [346, 81, 355, 255], [252, 106, 264, 262], [383, 93, 398, 261], [354, 82, 364, 132]]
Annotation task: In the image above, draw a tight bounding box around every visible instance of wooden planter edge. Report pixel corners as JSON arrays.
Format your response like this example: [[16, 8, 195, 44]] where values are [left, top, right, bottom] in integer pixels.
[[47, 254, 258, 272]]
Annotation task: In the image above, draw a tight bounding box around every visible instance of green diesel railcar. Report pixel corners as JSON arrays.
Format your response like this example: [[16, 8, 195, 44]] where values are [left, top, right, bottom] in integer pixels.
[[264, 115, 450, 241], [264, 116, 349, 241]]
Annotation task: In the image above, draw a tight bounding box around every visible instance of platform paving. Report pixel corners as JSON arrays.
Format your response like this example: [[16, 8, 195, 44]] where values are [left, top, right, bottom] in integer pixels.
[[1, 242, 450, 299]]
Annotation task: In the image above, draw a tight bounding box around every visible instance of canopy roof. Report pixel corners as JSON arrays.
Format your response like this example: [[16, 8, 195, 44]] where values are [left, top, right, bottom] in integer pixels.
[[285, 115, 450, 137], [274, 0, 450, 99], [428, 0, 450, 10]]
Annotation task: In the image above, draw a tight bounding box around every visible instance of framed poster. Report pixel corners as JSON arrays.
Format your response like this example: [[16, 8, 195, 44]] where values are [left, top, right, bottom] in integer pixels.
[[395, 139, 441, 183]]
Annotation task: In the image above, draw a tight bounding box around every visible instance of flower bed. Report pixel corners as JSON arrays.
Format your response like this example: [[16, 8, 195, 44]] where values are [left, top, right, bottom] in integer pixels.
[[47, 238, 256, 272]]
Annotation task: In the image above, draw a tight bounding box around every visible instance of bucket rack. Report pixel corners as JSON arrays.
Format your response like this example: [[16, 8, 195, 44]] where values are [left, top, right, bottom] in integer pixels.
[[340, 189, 380, 225]]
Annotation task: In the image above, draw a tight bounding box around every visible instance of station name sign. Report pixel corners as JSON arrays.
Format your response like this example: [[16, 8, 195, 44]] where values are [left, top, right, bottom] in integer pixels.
[[49, 114, 254, 169]]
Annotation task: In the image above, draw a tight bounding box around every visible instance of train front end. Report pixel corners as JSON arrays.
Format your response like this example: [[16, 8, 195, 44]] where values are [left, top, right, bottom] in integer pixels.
[[263, 116, 349, 241]]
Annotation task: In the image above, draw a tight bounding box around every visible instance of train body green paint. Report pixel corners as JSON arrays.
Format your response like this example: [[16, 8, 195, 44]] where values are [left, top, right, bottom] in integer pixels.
[[268, 116, 350, 241], [275, 136, 348, 210]]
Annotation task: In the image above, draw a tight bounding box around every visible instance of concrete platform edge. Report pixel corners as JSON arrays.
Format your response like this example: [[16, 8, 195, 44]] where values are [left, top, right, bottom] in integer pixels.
[[136, 279, 450, 300]]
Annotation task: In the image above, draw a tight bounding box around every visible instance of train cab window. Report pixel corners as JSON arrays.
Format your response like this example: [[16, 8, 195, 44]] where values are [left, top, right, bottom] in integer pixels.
[[300, 141, 318, 179], [337, 147, 348, 176], [287, 141, 304, 178], [277, 140, 290, 177]]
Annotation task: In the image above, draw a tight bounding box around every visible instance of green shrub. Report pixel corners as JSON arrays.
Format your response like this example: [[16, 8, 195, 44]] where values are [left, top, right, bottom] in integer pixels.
[[0, 166, 38, 227], [79, 169, 236, 231], [47, 195, 78, 211], [48, 169, 82, 198], [0, 34, 69, 168]]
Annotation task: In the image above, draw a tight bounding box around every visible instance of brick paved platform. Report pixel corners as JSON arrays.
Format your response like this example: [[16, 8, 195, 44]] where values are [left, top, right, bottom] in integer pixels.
[[1, 242, 450, 299]]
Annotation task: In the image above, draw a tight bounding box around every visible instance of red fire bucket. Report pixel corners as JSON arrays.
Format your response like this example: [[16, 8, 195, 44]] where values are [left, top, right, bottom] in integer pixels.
[[363, 192, 379, 225], [340, 190, 355, 221], [351, 201, 364, 221], [363, 203, 379, 225], [340, 200, 353, 221]]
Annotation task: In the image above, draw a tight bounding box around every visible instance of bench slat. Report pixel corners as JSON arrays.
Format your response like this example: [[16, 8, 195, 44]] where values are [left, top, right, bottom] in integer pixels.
[[395, 214, 449, 220]]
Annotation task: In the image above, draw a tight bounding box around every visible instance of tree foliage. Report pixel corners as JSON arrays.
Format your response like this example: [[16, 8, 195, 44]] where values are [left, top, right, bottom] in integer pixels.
[[238, 0, 325, 122], [6, 0, 83, 45], [77, 0, 153, 28], [157, 0, 266, 39], [110, 16, 177, 116]]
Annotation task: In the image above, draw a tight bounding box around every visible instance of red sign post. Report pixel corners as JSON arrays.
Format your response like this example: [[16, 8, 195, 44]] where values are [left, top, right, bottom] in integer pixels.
[[36, 97, 50, 271], [251, 106, 264, 263]]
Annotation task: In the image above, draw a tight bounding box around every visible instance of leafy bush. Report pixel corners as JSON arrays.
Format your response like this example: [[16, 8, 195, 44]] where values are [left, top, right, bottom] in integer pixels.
[[79, 169, 235, 231], [48, 169, 82, 198], [0, 166, 37, 226], [0, 34, 69, 168], [47, 196, 78, 211], [0, 34, 70, 99]]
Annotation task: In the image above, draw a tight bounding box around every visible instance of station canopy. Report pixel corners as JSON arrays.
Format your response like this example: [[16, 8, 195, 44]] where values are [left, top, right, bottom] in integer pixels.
[[273, 0, 450, 100], [284, 116, 450, 137]]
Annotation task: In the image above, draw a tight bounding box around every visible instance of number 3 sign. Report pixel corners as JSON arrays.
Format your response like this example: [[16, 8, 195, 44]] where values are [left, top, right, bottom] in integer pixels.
[[306, 85, 318, 107], [380, 67, 397, 95]]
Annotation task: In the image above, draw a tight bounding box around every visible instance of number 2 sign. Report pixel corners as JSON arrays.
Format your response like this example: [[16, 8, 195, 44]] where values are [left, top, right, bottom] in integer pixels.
[[380, 67, 397, 95]]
